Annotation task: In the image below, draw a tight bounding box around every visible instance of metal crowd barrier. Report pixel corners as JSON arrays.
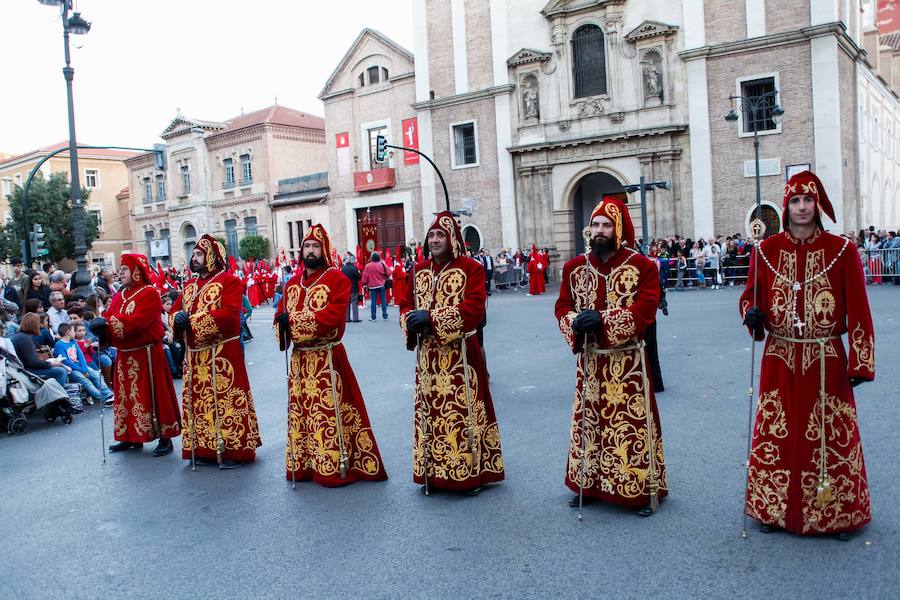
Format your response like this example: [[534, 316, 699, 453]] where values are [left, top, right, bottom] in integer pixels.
[[655, 256, 750, 288], [861, 248, 900, 284], [493, 265, 526, 291]]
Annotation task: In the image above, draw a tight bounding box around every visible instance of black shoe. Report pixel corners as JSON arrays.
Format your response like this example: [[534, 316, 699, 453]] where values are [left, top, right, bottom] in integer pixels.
[[835, 531, 851, 542], [152, 438, 173, 457], [352, 320, 362, 322], [760, 523, 779, 534], [109, 441, 142, 453], [568, 494, 595, 508], [192, 457, 214, 466], [636, 505, 655, 517], [662, 307, 669, 316], [219, 459, 246, 470], [465, 487, 482, 497]]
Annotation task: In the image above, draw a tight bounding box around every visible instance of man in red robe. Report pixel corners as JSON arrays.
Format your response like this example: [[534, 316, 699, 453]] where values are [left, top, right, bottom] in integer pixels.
[[400, 212, 504, 495], [740, 171, 875, 539], [275, 225, 387, 487], [102, 253, 181, 457], [527, 246, 546, 295], [172, 235, 262, 469], [554, 197, 667, 516]]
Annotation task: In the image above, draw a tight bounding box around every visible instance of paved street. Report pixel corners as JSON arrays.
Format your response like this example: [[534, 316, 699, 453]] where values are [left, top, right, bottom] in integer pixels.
[[1, 284, 898, 599]]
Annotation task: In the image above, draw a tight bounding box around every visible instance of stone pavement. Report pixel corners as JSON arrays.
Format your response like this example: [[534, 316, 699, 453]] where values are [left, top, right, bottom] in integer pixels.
[[1, 284, 897, 599]]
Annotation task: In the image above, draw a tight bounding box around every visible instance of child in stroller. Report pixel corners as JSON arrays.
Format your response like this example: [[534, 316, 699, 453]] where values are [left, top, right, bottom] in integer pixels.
[[0, 345, 75, 435]]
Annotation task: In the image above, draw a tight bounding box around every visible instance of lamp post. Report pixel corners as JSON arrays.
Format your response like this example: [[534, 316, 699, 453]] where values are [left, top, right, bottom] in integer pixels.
[[623, 177, 670, 255], [724, 90, 784, 239], [37, 0, 92, 294]]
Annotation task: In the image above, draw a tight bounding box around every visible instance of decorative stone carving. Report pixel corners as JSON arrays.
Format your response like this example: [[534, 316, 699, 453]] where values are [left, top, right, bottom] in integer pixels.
[[551, 24, 567, 57], [575, 98, 606, 119], [521, 73, 540, 119], [640, 48, 664, 106], [558, 120, 571, 131]]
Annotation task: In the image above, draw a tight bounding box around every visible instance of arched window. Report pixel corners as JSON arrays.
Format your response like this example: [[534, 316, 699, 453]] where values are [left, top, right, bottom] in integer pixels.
[[571, 24, 607, 98]]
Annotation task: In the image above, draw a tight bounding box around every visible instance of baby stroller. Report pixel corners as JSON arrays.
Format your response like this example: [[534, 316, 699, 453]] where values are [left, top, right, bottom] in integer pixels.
[[0, 347, 75, 435]]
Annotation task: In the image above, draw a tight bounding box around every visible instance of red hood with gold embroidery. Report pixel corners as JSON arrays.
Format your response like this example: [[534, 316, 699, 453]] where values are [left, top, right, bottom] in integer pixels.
[[425, 211, 465, 260], [589, 196, 635, 250], [196, 234, 228, 273], [302, 224, 335, 268], [120, 253, 154, 284], [782, 170, 835, 230]]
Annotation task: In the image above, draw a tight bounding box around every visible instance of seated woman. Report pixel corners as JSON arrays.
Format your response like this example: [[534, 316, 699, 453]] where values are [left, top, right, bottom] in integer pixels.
[[54, 322, 113, 406], [11, 313, 67, 387]]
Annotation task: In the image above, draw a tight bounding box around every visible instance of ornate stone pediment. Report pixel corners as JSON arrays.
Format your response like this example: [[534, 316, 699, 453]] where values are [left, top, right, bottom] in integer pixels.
[[507, 48, 553, 68], [160, 116, 226, 140], [624, 20, 679, 43], [541, 0, 625, 18]]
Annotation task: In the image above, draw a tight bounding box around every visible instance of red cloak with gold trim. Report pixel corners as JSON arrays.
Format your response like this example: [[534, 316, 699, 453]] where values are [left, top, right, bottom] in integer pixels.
[[275, 266, 388, 486], [399, 255, 505, 490], [739, 229, 875, 534], [554, 248, 667, 507], [173, 270, 262, 462], [108, 284, 181, 443]]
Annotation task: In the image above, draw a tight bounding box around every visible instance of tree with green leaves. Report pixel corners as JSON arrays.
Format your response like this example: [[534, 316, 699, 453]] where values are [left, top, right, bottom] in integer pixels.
[[0, 171, 99, 263], [239, 234, 270, 260]]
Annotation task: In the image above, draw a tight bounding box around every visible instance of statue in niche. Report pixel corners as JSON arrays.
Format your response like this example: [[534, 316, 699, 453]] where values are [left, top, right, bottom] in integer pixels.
[[522, 74, 539, 119], [641, 50, 664, 106]]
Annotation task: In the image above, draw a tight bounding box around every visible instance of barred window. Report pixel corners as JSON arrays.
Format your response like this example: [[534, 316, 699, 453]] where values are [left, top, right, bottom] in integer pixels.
[[572, 24, 607, 98], [223, 158, 235, 187], [452, 122, 477, 167], [740, 77, 778, 134]]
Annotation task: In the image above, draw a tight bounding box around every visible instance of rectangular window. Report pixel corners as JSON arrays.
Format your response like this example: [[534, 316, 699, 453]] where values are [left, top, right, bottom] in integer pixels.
[[367, 65, 380, 84], [88, 209, 102, 232], [367, 126, 388, 167], [451, 122, 478, 167], [740, 77, 778, 134], [143, 177, 152, 203], [181, 165, 191, 194], [156, 174, 166, 200], [145, 231, 155, 256], [1, 178, 10, 197], [225, 219, 238, 257], [287, 220, 294, 250], [240, 154, 252, 184], [223, 158, 235, 188], [244, 216, 258, 236], [85, 169, 99, 188]]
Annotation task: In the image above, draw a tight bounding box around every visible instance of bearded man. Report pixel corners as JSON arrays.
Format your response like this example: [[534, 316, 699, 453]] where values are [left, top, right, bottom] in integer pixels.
[[99, 253, 181, 457], [275, 225, 387, 486], [399, 212, 504, 495], [740, 171, 875, 539], [171, 235, 261, 469], [554, 197, 667, 516]]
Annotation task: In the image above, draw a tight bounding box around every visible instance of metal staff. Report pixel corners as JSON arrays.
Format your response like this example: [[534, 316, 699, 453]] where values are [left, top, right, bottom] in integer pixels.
[[577, 226, 592, 521], [283, 326, 297, 490], [186, 369, 196, 471], [411, 260, 430, 496], [100, 386, 107, 464], [741, 222, 763, 539], [326, 345, 349, 479]]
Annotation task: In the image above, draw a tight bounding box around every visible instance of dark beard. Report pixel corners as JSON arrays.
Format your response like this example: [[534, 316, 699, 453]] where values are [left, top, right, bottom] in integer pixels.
[[189, 259, 204, 274], [304, 255, 323, 270], [590, 236, 615, 255]]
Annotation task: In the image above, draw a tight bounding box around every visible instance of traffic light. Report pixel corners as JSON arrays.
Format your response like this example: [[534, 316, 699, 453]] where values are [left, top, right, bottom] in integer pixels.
[[153, 143, 167, 170], [31, 223, 48, 257], [375, 135, 387, 163]]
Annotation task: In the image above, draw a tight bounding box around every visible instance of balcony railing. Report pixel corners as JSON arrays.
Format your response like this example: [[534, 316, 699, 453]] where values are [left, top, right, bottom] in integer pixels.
[[240, 177, 253, 186], [353, 167, 396, 192], [222, 180, 235, 189]]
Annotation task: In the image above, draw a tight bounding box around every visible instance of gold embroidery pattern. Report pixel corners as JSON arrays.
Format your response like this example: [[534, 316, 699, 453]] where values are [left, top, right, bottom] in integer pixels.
[[799, 444, 870, 533], [285, 347, 382, 476], [569, 264, 600, 311], [109, 316, 124, 340], [124, 301, 136, 316], [413, 338, 503, 481], [190, 313, 219, 343], [559, 311, 577, 351], [431, 306, 463, 343], [850, 323, 875, 373], [113, 356, 143, 437], [606, 265, 640, 308], [757, 391, 788, 439], [567, 349, 667, 499], [182, 282, 197, 309], [602, 309, 636, 347], [801, 250, 837, 373], [746, 465, 790, 528], [198, 282, 223, 311]]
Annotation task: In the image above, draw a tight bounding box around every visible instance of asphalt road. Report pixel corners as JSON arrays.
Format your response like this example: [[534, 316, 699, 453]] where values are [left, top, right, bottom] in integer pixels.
[[1, 283, 898, 599]]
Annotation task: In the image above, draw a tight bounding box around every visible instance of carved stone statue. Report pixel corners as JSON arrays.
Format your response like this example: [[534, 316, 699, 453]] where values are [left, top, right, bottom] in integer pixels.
[[522, 75, 539, 119], [641, 50, 664, 106]]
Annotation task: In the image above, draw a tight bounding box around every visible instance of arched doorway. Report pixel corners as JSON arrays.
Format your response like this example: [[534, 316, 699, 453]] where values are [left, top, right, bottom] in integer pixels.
[[181, 223, 197, 262], [572, 172, 626, 253], [463, 225, 482, 253], [745, 203, 781, 239]]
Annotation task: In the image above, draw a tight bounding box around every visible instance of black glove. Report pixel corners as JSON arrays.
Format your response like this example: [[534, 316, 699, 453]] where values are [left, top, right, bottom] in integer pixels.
[[743, 307, 765, 334], [572, 310, 602, 334], [850, 377, 867, 388], [405, 310, 431, 334], [173, 311, 190, 332]]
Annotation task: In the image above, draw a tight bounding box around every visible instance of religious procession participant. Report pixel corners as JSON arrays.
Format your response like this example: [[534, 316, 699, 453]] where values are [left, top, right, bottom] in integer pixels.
[[554, 197, 667, 516], [99, 253, 181, 457], [400, 212, 504, 496], [740, 171, 875, 539], [172, 235, 261, 469], [275, 225, 387, 487], [527, 246, 546, 296]]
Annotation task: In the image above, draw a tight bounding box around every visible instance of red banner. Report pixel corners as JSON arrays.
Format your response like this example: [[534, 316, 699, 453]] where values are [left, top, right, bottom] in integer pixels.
[[353, 168, 396, 192], [335, 132, 349, 148], [401, 118, 419, 165], [361, 223, 378, 259]]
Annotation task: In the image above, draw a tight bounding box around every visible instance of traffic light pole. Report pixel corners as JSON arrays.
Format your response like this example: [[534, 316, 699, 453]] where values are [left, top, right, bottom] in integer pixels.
[[20, 144, 162, 265], [624, 176, 670, 255], [384, 143, 450, 213]]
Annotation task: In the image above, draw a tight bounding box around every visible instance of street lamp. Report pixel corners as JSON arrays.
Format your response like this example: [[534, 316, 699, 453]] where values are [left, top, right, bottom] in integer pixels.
[[37, 0, 92, 295], [724, 90, 784, 239]]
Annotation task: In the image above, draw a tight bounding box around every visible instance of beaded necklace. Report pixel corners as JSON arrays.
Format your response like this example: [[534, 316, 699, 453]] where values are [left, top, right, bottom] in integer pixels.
[[757, 234, 850, 334], [300, 266, 333, 291], [580, 248, 637, 310]]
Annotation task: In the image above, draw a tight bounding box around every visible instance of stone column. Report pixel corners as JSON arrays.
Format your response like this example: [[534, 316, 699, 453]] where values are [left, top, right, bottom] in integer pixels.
[[516, 166, 535, 247], [533, 164, 555, 246], [656, 149, 680, 238]]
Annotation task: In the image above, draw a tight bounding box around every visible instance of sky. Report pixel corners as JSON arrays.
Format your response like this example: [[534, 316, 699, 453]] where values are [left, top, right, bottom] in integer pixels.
[[0, 0, 415, 156]]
